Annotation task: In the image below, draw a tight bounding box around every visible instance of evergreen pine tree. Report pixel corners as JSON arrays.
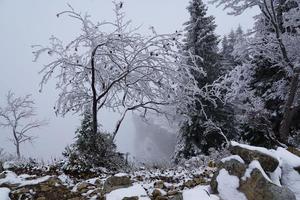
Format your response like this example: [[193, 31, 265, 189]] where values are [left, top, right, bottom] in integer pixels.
[[226, 1, 300, 147], [63, 110, 126, 171], [183, 0, 220, 85], [175, 0, 236, 160]]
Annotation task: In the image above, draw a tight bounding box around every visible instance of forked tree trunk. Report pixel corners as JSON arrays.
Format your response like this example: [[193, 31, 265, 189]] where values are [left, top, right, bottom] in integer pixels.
[[90, 43, 107, 136], [13, 129, 21, 159], [279, 72, 300, 143]]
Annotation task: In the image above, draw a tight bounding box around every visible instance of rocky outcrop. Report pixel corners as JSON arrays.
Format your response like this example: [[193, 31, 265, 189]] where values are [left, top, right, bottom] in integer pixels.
[[211, 143, 299, 200], [230, 145, 279, 172], [103, 175, 132, 193], [239, 168, 295, 200]]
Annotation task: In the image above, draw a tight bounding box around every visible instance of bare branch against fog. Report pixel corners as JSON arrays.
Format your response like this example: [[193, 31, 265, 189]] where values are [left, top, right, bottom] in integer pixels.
[[0, 91, 47, 158]]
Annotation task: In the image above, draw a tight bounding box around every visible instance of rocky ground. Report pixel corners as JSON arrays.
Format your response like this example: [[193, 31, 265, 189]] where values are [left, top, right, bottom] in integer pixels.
[[0, 142, 300, 200]]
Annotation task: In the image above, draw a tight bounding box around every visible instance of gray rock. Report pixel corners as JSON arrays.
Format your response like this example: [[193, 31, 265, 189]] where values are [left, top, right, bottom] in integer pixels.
[[239, 168, 296, 200], [169, 193, 183, 200], [294, 166, 300, 174], [230, 145, 279, 172], [220, 159, 247, 178], [103, 175, 132, 193], [210, 159, 247, 193], [122, 197, 138, 200]]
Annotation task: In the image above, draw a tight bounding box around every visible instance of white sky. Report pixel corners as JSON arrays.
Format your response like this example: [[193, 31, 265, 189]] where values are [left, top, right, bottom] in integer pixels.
[[0, 0, 258, 160]]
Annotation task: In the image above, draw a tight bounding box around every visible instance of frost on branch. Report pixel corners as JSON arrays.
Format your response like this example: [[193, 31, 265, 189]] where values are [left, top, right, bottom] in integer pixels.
[[33, 2, 211, 138], [0, 91, 47, 158]]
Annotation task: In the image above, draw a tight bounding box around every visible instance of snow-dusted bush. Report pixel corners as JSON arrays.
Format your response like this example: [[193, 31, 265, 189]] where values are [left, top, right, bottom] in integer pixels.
[[174, 145, 230, 167], [62, 111, 126, 171]]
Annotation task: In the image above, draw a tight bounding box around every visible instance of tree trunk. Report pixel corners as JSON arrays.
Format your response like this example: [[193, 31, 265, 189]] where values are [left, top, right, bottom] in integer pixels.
[[91, 46, 98, 136], [279, 72, 300, 143], [13, 129, 21, 159], [90, 43, 106, 136], [16, 142, 20, 159]]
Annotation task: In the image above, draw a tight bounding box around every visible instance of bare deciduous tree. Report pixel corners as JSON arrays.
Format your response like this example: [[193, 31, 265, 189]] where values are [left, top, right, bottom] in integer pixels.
[[33, 3, 216, 138], [0, 91, 47, 158]]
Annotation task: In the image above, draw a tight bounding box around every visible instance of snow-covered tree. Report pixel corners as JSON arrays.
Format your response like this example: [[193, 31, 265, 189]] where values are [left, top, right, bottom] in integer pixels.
[[33, 2, 209, 139], [0, 91, 47, 158], [175, 0, 236, 159], [220, 26, 245, 73], [183, 0, 220, 85], [211, 0, 300, 144]]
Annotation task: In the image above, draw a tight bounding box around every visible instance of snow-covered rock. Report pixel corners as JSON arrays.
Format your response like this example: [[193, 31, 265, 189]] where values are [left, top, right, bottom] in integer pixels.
[[103, 174, 132, 193], [217, 169, 247, 200], [230, 141, 279, 172], [211, 141, 300, 200]]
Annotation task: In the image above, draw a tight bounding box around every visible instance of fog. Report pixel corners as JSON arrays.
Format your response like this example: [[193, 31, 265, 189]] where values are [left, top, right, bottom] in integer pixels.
[[0, 0, 258, 161]]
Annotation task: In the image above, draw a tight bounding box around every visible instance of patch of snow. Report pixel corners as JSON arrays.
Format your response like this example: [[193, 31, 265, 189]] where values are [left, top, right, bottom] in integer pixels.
[[106, 184, 150, 200], [183, 185, 219, 200], [114, 172, 129, 177], [275, 147, 300, 200], [275, 147, 300, 168], [58, 174, 74, 187], [19, 175, 51, 187], [0, 188, 10, 200], [269, 166, 282, 186], [2, 161, 15, 170], [217, 169, 247, 200], [221, 155, 245, 164], [281, 167, 300, 200], [0, 171, 51, 187], [0, 171, 20, 185], [85, 177, 100, 185], [242, 160, 273, 183], [231, 141, 279, 160]]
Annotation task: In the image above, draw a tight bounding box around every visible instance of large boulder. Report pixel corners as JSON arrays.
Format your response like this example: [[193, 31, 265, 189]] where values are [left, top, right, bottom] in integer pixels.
[[230, 145, 279, 172], [103, 175, 132, 193], [239, 168, 296, 200], [211, 149, 297, 200], [210, 158, 247, 193]]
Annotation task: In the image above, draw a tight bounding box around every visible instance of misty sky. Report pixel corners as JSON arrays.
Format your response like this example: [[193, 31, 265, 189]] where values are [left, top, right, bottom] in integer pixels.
[[0, 0, 258, 160]]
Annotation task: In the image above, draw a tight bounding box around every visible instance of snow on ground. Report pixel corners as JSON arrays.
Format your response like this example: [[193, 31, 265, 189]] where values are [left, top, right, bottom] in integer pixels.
[[106, 184, 150, 200], [0, 171, 51, 187], [0, 187, 11, 200], [231, 141, 279, 160], [114, 172, 129, 177], [182, 185, 219, 200], [58, 173, 75, 187], [221, 155, 244, 164], [274, 147, 300, 200], [242, 160, 273, 183], [217, 169, 247, 200]]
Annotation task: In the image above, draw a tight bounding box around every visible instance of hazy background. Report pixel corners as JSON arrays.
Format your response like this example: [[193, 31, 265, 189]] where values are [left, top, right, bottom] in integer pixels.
[[0, 0, 258, 161]]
